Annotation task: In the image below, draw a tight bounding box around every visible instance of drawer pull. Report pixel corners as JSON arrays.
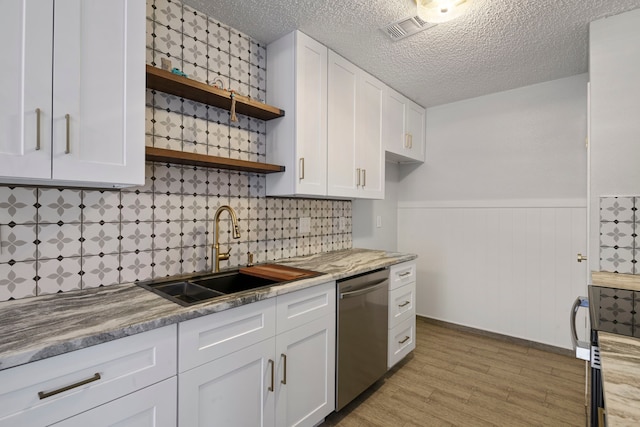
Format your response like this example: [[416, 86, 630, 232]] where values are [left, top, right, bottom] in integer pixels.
[[268, 359, 275, 392], [281, 353, 287, 385], [38, 372, 101, 400], [399, 301, 410, 308], [399, 336, 410, 344], [398, 271, 412, 277]]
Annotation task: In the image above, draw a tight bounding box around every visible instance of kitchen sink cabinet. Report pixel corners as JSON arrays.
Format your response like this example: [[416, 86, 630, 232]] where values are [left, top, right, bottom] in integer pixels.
[[327, 52, 384, 199], [383, 87, 426, 164], [266, 31, 328, 197], [0, 0, 145, 188], [388, 261, 417, 368], [178, 281, 336, 427], [0, 325, 177, 427], [179, 338, 277, 427]]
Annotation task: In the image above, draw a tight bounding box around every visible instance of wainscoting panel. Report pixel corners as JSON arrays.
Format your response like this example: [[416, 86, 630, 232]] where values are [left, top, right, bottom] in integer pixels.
[[397, 200, 587, 349]]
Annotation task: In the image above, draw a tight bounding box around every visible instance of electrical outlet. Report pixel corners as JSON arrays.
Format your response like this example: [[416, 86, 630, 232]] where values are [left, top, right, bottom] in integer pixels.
[[299, 217, 311, 234], [339, 217, 347, 232]]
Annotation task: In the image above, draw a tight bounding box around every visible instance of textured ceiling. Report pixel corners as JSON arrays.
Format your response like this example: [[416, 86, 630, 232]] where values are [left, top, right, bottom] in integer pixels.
[[183, 0, 640, 107]]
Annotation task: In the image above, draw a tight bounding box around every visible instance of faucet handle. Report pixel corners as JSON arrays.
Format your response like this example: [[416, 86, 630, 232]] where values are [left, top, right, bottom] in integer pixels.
[[247, 252, 254, 267], [218, 246, 231, 261]]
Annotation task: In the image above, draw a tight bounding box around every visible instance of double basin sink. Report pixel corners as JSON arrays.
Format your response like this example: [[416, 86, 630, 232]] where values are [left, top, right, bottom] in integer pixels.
[[138, 265, 321, 307]]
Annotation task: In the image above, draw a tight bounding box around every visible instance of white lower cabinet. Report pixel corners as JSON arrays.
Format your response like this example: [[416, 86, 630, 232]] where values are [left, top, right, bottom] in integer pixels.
[[388, 261, 417, 369], [275, 315, 335, 427], [0, 325, 177, 427], [179, 338, 276, 427], [178, 282, 336, 427], [52, 377, 177, 427]]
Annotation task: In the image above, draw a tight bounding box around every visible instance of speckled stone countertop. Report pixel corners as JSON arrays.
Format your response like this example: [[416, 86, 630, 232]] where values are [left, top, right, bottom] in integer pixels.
[[0, 248, 416, 371], [598, 332, 640, 426]]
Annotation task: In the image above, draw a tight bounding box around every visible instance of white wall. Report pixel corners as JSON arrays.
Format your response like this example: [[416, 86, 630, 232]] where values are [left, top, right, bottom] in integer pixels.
[[352, 162, 399, 251], [398, 74, 588, 202], [588, 9, 640, 274], [396, 74, 589, 349]]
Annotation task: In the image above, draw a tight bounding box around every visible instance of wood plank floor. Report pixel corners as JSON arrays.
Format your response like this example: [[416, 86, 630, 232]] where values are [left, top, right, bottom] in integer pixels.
[[322, 318, 588, 427]]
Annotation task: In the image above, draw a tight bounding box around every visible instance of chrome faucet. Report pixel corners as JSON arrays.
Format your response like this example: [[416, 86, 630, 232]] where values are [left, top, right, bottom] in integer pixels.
[[212, 205, 241, 272]]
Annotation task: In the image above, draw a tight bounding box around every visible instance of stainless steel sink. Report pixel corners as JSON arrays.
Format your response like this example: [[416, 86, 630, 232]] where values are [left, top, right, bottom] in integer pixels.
[[137, 270, 280, 307]]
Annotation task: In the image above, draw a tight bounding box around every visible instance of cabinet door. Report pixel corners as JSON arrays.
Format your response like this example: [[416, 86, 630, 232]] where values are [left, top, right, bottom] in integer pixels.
[[267, 31, 327, 197], [0, 325, 177, 427], [327, 51, 359, 198], [382, 87, 407, 159], [52, 377, 177, 427], [405, 100, 425, 162], [0, 0, 52, 180], [52, 0, 145, 187], [357, 72, 385, 199], [275, 316, 336, 427], [294, 32, 327, 196], [179, 338, 276, 427]]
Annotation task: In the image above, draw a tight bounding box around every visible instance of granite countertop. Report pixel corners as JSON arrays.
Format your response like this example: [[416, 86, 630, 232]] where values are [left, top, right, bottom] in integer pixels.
[[0, 248, 416, 372], [598, 332, 640, 426]]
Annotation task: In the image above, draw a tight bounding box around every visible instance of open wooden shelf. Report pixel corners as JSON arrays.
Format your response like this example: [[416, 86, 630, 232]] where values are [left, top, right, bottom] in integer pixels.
[[146, 65, 284, 121], [145, 147, 285, 174]]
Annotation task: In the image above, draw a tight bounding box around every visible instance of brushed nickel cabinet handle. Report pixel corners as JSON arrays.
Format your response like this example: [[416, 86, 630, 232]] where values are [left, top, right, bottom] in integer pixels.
[[362, 169, 366, 188], [398, 271, 411, 277], [399, 336, 410, 344], [409, 133, 413, 149], [577, 253, 587, 263], [356, 168, 361, 187], [399, 301, 410, 308], [65, 114, 70, 154], [281, 353, 287, 385], [268, 359, 274, 392], [405, 133, 410, 148], [38, 373, 101, 400], [299, 158, 304, 180], [35, 108, 41, 150]]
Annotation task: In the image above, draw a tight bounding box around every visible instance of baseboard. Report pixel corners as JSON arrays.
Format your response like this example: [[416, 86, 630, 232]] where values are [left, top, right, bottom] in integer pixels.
[[417, 316, 574, 357]]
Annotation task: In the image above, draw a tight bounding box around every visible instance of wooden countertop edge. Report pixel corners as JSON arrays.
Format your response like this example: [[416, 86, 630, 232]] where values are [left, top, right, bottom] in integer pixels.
[[592, 271, 640, 291]]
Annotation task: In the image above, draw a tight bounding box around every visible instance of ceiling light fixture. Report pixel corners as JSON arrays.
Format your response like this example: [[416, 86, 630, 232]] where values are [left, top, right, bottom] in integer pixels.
[[416, 0, 471, 23]]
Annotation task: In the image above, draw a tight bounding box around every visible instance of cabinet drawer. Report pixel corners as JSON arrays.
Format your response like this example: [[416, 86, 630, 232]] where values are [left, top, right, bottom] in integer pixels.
[[388, 317, 416, 369], [389, 261, 416, 290], [0, 325, 177, 427], [276, 281, 336, 333], [52, 377, 177, 427], [179, 298, 276, 373], [389, 282, 415, 329]]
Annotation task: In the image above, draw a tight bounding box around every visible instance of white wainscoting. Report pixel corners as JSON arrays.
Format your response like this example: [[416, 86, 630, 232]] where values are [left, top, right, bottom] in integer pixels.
[[398, 199, 588, 349]]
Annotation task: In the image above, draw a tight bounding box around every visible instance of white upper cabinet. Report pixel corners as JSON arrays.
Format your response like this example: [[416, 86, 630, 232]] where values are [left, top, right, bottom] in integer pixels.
[[0, 0, 53, 180], [266, 31, 328, 197], [356, 70, 385, 199], [327, 52, 359, 198], [327, 52, 384, 199], [0, 0, 145, 188], [383, 86, 425, 163]]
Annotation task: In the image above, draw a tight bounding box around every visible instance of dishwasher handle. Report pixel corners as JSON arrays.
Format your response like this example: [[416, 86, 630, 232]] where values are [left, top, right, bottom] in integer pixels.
[[339, 279, 388, 299]]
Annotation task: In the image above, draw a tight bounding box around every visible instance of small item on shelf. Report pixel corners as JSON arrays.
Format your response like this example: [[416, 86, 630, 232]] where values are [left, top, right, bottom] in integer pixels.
[[160, 58, 172, 71], [211, 77, 225, 90], [230, 90, 238, 122], [171, 67, 188, 78]]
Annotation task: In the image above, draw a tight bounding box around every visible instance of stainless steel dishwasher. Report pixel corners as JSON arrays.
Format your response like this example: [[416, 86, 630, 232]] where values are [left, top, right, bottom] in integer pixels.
[[336, 268, 389, 411]]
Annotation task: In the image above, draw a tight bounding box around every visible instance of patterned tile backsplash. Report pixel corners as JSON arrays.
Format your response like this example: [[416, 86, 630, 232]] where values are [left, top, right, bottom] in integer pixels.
[[600, 197, 638, 274], [0, 0, 352, 301]]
